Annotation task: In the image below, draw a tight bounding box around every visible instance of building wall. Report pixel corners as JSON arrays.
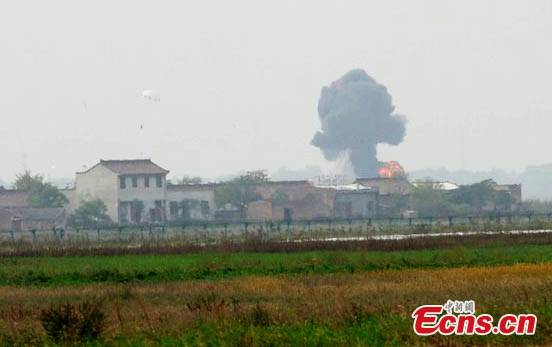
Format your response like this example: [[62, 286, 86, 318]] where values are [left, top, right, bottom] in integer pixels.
[[61, 189, 77, 213], [494, 184, 522, 204], [166, 184, 216, 220], [270, 197, 333, 220], [75, 165, 119, 222], [117, 174, 167, 223], [335, 191, 378, 218], [0, 190, 29, 208], [246, 200, 273, 220], [0, 209, 15, 231], [246, 182, 336, 221], [355, 178, 414, 196], [255, 181, 316, 201]]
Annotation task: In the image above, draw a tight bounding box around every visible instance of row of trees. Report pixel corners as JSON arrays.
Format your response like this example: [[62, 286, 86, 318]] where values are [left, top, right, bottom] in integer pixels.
[[404, 179, 515, 217]]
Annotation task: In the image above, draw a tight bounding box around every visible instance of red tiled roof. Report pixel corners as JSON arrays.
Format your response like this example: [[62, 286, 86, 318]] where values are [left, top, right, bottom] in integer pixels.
[[80, 159, 169, 175]]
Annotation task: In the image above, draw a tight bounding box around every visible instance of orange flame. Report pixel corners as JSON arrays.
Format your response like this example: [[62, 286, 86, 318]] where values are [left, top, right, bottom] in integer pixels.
[[378, 161, 405, 178]]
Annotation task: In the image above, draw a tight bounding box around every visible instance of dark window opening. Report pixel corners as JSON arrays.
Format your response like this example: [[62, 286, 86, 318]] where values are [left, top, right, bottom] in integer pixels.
[[283, 208, 293, 222], [200, 200, 210, 216], [120, 176, 126, 189], [156, 176, 162, 187], [130, 201, 143, 223], [144, 176, 150, 188], [169, 201, 178, 218], [132, 176, 138, 188]]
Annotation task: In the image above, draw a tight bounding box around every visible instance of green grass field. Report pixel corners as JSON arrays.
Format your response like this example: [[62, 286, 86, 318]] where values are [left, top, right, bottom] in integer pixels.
[[0, 243, 551, 286], [1, 240, 552, 345]]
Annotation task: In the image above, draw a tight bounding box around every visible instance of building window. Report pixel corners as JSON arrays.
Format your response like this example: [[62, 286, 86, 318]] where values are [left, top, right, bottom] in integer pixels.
[[200, 200, 210, 216], [169, 201, 178, 218], [144, 176, 150, 188], [156, 175, 162, 188], [132, 176, 138, 188], [120, 176, 126, 189]]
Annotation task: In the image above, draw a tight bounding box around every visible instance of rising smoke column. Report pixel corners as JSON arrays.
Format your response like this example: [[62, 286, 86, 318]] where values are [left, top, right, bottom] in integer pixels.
[[311, 69, 406, 177]]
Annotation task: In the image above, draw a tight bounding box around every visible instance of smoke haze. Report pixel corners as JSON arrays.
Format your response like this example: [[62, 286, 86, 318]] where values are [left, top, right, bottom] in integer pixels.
[[311, 69, 406, 178]]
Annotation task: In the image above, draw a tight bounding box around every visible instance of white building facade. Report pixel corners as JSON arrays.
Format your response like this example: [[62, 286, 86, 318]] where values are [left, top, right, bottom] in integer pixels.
[[73, 159, 215, 224]]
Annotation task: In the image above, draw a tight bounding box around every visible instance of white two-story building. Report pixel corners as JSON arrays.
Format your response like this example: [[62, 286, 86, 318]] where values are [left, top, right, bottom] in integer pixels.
[[73, 159, 215, 224]]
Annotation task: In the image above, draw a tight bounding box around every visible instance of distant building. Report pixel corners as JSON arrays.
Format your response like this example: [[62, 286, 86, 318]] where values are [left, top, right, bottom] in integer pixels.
[[412, 181, 460, 191], [493, 184, 522, 205], [166, 183, 217, 221], [246, 181, 377, 221], [0, 207, 66, 232], [72, 159, 218, 224], [247, 180, 335, 221], [0, 189, 29, 208], [74, 159, 170, 224], [354, 177, 414, 195], [0, 159, 525, 226], [354, 177, 414, 217], [333, 184, 378, 219]]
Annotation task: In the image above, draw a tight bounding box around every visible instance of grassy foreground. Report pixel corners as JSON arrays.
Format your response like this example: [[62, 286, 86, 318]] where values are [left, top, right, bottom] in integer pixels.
[[1, 243, 552, 286], [1, 243, 552, 345], [0, 263, 551, 345]]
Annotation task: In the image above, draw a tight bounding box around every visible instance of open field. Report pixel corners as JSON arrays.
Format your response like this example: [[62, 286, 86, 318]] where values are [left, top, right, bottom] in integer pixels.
[[1, 243, 552, 286], [0, 238, 552, 345], [0, 262, 551, 345]]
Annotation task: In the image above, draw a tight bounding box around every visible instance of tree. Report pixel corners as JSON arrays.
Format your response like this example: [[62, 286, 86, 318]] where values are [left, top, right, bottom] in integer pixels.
[[410, 183, 453, 217], [448, 179, 496, 214], [14, 170, 68, 208], [68, 200, 112, 228], [215, 170, 270, 216], [173, 175, 203, 185], [28, 182, 68, 208], [14, 170, 44, 191]]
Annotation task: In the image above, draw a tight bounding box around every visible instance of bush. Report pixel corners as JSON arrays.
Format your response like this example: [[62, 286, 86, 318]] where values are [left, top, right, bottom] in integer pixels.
[[40, 301, 105, 343], [249, 304, 271, 327]]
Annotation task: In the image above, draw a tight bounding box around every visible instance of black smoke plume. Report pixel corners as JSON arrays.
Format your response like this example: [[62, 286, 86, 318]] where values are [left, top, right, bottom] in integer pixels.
[[311, 69, 406, 177]]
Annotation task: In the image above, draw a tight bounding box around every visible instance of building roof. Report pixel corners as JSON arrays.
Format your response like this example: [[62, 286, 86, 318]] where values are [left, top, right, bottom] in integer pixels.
[[313, 182, 373, 192], [80, 159, 169, 175], [412, 181, 459, 191], [167, 183, 219, 191], [0, 190, 29, 208]]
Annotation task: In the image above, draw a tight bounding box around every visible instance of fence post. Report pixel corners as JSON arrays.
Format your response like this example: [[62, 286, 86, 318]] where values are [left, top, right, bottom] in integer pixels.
[[97, 228, 100, 241], [31, 229, 36, 242], [448, 216, 453, 227]]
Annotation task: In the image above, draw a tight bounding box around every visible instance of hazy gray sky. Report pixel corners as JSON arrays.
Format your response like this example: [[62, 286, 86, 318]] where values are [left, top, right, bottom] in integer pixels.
[[1, 1, 551, 182]]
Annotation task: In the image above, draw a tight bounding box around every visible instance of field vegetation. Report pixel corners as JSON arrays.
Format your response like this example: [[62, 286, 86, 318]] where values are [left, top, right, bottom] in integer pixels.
[[0, 232, 550, 345]]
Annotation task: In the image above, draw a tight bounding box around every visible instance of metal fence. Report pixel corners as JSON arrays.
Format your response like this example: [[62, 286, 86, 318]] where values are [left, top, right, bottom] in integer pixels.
[[1, 212, 552, 244]]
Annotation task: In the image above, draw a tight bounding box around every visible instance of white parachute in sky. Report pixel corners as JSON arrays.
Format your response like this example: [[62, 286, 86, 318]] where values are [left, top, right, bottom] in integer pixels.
[[142, 89, 160, 102]]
